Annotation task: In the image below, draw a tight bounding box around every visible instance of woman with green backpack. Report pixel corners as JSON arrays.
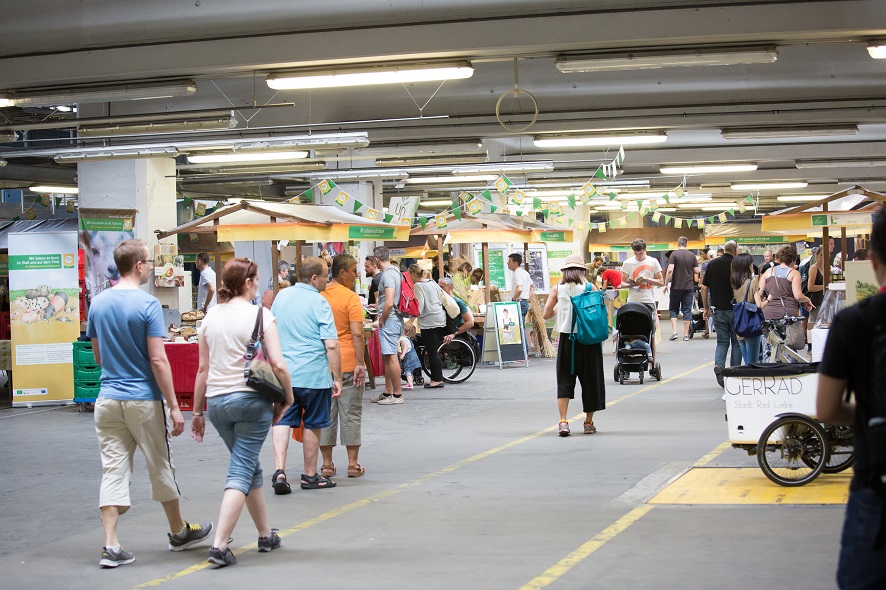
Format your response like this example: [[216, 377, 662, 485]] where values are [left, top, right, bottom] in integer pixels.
[[542, 254, 606, 437]]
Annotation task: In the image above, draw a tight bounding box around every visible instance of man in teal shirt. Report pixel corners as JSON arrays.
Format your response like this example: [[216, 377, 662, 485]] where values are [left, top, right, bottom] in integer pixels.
[[439, 277, 475, 344], [271, 257, 342, 492]]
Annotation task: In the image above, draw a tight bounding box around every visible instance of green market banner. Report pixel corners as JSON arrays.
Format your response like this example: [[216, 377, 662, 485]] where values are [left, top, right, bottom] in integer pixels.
[[78, 208, 137, 299]]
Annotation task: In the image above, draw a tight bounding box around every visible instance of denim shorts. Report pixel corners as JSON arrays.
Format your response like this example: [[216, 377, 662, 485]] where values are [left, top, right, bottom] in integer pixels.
[[207, 392, 273, 495], [279, 387, 332, 430], [668, 289, 695, 319], [379, 314, 403, 355]]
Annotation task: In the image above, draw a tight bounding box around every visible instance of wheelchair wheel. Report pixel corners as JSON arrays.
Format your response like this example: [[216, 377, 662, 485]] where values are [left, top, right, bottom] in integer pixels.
[[757, 416, 828, 486], [420, 338, 476, 384]]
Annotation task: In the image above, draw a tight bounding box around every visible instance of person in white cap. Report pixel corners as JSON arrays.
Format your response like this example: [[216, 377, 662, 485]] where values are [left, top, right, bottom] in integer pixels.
[[542, 253, 606, 437]]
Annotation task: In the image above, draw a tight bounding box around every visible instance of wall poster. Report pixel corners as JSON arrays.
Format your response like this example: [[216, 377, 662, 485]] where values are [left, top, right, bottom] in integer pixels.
[[9, 231, 81, 406], [78, 208, 137, 300]]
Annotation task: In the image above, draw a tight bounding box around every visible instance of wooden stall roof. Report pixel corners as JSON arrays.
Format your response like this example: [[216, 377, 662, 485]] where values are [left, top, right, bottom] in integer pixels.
[[412, 213, 572, 244], [761, 186, 885, 236]]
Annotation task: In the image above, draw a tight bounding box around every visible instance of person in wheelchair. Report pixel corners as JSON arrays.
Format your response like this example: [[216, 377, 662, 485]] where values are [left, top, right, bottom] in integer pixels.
[[438, 277, 479, 360]]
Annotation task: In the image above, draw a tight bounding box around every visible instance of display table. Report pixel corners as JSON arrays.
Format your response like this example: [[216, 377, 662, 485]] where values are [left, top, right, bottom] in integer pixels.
[[164, 342, 200, 409]]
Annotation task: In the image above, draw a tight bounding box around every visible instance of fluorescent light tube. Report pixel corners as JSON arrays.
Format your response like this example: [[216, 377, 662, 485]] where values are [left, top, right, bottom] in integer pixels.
[[721, 126, 858, 139], [1, 80, 197, 107], [30, 185, 78, 194], [731, 182, 807, 190], [267, 62, 473, 90], [454, 162, 554, 174], [533, 133, 666, 148], [406, 175, 498, 184], [420, 199, 453, 206], [55, 147, 180, 162], [796, 159, 886, 169], [659, 164, 757, 174], [776, 195, 830, 202], [617, 192, 711, 201], [595, 205, 639, 211], [698, 203, 738, 211], [868, 44, 886, 59], [356, 142, 484, 157], [376, 156, 488, 167], [79, 116, 236, 137], [556, 47, 777, 73], [524, 189, 607, 197], [187, 151, 309, 164]]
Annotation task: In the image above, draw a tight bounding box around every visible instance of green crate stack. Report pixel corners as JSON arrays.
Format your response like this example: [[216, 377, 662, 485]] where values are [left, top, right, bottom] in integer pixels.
[[73, 340, 101, 402]]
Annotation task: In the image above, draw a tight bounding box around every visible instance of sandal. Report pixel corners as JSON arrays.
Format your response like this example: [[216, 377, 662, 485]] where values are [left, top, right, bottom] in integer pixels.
[[320, 464, 336, 478], [271, 470, 291, 495], [347, 464, 365, 478], [300, 473, 336, 490]]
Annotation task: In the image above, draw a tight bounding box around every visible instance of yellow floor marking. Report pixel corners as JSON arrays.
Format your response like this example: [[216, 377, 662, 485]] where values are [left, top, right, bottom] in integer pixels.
[[518, 506, 655, 590], [135, 360, 713, 589], [648, 468, 850, 505], [693, 441, 732, 467]]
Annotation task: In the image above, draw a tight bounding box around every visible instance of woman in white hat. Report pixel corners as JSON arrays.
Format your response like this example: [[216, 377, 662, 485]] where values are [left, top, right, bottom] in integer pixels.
[[542, 253, 606, 436]]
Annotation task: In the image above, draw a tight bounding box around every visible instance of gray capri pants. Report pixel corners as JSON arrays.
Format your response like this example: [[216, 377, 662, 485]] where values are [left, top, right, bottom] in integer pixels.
[[319, 372, 364, 447]]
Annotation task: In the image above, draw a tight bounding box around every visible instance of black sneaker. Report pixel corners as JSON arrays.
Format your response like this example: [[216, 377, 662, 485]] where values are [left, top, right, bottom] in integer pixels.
[[99, 546, 135, 568], [258, 529, 281, 552], [208, 546, 237, 567], [714, 364, 724, 388], [168, 521, 214, 551]]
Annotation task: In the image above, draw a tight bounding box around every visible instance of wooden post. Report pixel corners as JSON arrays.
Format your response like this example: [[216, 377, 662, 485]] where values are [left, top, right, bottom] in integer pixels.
[[482, 238, 491, 306], [840, 226, 847, 270], [437, 235, 445, 279], [271, 216, 279, 295], [295, 240, 303, 273], [523, 242, 529, 271], [822, 203, 830, 288], [213, 218, 222, 292]]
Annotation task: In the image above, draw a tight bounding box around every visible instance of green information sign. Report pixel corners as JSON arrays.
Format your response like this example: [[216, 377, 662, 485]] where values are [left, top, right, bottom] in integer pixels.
[[736, 236, 788, 244], [539, 231, 567, 242], [79, 217, 129, 231], [348, 226, 397, 240], [10, 254, 62, 270], [811, 214, 828, 227], [486, 250, 507, 289], [609, 243, 671, 252]]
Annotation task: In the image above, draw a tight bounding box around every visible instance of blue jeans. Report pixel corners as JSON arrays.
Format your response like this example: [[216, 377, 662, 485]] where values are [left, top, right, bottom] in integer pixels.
[[207, 392, 273, 495], [713, 309, 741, 368], [738, 334, 762, 364], [837, 486, 886, 589], [519, 299, 530, 321]]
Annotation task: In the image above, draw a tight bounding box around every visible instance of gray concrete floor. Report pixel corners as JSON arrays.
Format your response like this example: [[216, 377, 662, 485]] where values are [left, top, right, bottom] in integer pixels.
[[0, 335, 842, 589]]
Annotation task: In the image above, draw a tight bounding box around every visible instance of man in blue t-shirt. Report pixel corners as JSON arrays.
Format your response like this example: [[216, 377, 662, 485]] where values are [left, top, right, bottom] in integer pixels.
[[87, 239, 211, 569], [271, 257, 342, 491]]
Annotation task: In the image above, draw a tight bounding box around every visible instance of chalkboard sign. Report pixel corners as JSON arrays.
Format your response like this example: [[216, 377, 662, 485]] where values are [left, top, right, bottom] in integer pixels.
[[490, 301, 529, 367], [528, 249, 546, 292]]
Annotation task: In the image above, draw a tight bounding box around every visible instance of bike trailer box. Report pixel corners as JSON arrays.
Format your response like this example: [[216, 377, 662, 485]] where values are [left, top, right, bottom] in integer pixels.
[[721, 363, 820, 444]]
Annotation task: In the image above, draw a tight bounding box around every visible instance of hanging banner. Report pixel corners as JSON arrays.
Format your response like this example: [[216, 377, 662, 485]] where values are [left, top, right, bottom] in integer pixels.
[[78, 209, 137, 300], [9, 231, 81, 406]]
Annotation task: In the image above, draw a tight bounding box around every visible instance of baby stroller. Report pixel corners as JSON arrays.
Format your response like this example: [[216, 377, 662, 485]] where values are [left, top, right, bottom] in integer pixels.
[[614, 303, 662, 384], [687, 287, 707, 339]]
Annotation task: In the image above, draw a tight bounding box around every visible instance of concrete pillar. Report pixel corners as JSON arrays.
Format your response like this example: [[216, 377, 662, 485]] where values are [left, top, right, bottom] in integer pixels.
[[78, 157, 179, 307]]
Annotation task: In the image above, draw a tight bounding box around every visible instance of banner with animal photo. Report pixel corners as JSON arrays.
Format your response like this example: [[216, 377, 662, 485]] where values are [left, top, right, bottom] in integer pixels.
[[78, 209, 137, 300], [9, 231, 81, 406]]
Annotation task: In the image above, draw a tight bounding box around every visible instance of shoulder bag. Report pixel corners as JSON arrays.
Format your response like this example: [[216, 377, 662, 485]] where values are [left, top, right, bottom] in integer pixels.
[[244, 308, 288, 403], [733, 279, 763, 337]]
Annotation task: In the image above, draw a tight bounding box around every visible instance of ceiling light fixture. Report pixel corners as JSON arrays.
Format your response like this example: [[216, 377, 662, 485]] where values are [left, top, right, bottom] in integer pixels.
[[78, 114, 237, 137], [375, 156, 488, 167], [55, 147, 181, 162], [356, 142, 484, 157], [533, 133, 667, 148], [406, 175, 498, 184], [616, 192, 711, 201], [556, 47, 777, 72], [0, 131, 14, 142], [419, 199, 453, 207], [30, 185, 78, 194], [868, 44, 886, 59], [796, 159, 886, 169], [187, 151, 309, 164], [0, 80, 197, 107], [267, 62, 474, 90], [731, 182, 808, 190], [595, 205, 640, 211], [454, 162, 555, 174], [721, 126, 859, 140], [699, 203, 738, 211], [775, 195, 830, 202], [659, 164, 758, 174]]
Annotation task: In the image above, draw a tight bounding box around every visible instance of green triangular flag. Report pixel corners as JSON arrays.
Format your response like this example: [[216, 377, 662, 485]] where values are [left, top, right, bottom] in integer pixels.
[[419, 217, 428, 230], [568, 218, 575, 227], [183, 197, 193, 206], [663, 215, 671, 224], [353, 199, 363, 214], [515, 210, 523, 217], [728, 209, 735, 216], [479, 189, 493, 202], [490, 205, 498, 213], [609, 192, 618, 201], [746, 195, 755, 204], [708, 216, 716, 223], [662, 194, 670, 204], [12, 216, 19, 221], [453, 205, 462, 220], [567, 194, 576, 209], [384, 213, 394, 223], [594, 167, 606, 179], [303, 189, 314, 203], [533, 198, 542, 210]]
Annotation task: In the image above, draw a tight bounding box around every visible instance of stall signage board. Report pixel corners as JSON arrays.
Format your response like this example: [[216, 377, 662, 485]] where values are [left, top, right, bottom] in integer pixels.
[[609, 243, 672, 252], [539, 231, 567, 242], [724, 373, 819, 444], [9, 231, 80, 406], [811, 212, 873, 227], [489, 301, 529, 368], [485, 250, 507, 289], [736, 236, 788, 244], [348, 226, 397, 240]]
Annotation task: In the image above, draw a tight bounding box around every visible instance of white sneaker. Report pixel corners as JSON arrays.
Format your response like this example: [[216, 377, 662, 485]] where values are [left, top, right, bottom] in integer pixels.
[[370, 393, 390, 403], [377, 395, 404, 405]]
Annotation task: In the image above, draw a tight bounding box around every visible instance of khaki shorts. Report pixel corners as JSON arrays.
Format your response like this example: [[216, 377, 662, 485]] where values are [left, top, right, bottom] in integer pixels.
[[94, 398, 181, 508]]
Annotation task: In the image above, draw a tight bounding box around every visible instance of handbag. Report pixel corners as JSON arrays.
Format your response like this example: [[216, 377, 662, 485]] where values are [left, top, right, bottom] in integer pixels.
[[733, 279, 763, 338], [244, 308, 287, 403]]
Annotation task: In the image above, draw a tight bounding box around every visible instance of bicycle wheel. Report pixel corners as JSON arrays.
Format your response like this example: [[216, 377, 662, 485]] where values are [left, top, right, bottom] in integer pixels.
[[757, 416, 828, 486], [822, 425, 855, 474], [439, 338, 476, 384]]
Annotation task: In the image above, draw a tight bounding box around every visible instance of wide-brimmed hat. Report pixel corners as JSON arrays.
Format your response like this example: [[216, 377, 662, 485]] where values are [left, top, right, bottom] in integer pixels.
[[560, 253, 587, 271]]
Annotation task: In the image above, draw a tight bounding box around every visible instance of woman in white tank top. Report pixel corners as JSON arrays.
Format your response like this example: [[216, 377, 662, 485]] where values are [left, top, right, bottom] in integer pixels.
[[543, 254, 607, 437]]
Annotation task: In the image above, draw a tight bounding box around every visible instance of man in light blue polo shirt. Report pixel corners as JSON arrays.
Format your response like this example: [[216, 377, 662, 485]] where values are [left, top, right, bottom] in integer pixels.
[[270, 257, 342, 492]]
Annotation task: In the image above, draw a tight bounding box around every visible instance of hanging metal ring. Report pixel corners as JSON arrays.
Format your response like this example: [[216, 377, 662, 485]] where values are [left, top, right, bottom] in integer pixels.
[[496, 88, 539, 132]]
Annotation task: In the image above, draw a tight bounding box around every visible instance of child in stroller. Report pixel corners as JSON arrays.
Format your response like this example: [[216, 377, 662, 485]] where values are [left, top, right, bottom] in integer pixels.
[[687, 286, 708, 339], [614, 302, 662, 384], [398, 335, 424, 388]]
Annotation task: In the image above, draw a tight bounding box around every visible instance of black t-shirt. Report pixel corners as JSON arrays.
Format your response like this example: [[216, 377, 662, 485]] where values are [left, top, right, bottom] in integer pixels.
[[368, 273, 382, 305], [701, 254, 734, 309], [759, 261, 774, 277], [667, 248, 698, 291], [819, 292, 886, 489]]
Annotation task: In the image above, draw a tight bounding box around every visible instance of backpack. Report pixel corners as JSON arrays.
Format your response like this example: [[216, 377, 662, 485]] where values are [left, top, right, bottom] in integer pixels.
[[397, 272, 420, 317], [570, 284, 608, 346]]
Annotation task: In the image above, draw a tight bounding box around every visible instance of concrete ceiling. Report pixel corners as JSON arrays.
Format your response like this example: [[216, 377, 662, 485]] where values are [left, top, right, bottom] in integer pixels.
[[2, 0, 886, 218]]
